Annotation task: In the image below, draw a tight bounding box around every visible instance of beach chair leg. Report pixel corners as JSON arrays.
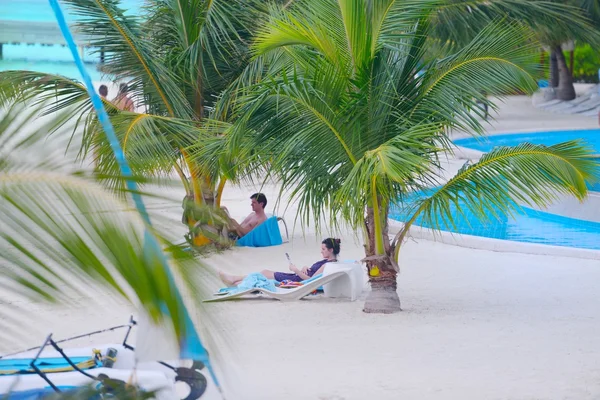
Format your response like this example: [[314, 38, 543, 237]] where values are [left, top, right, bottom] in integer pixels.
[[277, 217, 290, 243]]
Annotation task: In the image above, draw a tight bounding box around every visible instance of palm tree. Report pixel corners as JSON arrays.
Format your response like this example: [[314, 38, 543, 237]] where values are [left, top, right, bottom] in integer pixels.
[[0, 0, 265, 247], [544, 0, 600, 100], [202, 0, 599, 313]]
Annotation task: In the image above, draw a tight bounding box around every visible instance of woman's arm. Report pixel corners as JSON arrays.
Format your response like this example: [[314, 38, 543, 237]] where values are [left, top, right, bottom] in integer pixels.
[[289, 265, 311, 280], [311, 265, 326, 277]]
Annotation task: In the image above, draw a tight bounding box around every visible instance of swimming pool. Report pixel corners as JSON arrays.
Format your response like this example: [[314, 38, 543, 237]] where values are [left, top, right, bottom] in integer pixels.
[[0, 0, 142, 81], [389, 193, 600, 251], [454, 129, 600, 153], [388, 130, 600, 252], [454, 129, 600, 192]]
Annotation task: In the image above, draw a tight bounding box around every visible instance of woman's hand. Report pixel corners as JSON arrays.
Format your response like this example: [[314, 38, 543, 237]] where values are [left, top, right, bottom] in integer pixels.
[[300, 266, 310, 275]]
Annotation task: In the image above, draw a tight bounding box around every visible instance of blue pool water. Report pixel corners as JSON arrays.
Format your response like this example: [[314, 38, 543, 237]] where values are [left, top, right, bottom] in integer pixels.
[[454, 129, 600, 153], [389, 193, 600, 251], [0, 0, 142, 81], [389, 130, 600, 251], [454, 129, 600, 192]]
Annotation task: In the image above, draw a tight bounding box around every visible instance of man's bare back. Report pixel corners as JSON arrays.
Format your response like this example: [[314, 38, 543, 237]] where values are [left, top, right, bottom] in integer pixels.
[[113, 83, 134, 112], [114, 95, 134, 112]]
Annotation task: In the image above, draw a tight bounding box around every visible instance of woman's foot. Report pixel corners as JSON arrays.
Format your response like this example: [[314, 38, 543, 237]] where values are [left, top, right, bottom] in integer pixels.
[[219, 271, 238, 287]]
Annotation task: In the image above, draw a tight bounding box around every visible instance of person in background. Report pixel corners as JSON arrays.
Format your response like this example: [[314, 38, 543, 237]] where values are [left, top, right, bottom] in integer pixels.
[[113, 83, 134, 111], [99, 85, 108, 99]]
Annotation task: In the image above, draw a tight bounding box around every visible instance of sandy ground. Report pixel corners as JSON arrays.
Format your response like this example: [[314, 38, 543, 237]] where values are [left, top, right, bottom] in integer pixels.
[[2, 93, 600, 400]]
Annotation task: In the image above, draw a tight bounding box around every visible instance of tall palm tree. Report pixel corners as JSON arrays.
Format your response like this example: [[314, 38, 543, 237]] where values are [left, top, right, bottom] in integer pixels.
[[0, 0, 265, 247], [202, 0, 598, 313]]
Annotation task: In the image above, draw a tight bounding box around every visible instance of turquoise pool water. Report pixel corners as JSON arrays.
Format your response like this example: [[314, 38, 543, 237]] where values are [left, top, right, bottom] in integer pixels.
[[389, 130, 600, 251], [454, 129, 600, 153], [454, 129, 600, 192], [389, 193, 600, 251], [0, 0, 142, 81]]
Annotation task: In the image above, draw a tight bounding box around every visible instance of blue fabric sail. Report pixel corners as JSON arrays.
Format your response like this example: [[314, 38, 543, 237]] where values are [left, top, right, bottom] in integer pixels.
[[237, 216, 283, 247]]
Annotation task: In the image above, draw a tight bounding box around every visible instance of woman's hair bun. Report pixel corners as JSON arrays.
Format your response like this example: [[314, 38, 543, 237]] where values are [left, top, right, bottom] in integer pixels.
[[323, 237, 341, 255]]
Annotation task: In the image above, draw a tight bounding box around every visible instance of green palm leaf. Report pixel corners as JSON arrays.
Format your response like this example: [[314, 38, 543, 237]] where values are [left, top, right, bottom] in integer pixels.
[[412, 20, 538, 133], [87, 113, 229, 192], [0, 104, 211, 351], [430, 0, 600, 48]]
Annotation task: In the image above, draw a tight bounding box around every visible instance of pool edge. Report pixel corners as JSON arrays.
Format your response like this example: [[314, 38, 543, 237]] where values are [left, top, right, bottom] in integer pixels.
[[389, 219, 600, 261]]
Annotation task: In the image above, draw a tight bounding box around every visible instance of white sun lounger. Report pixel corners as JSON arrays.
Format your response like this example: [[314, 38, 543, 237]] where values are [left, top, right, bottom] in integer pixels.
[[205, 262, 363, 302]]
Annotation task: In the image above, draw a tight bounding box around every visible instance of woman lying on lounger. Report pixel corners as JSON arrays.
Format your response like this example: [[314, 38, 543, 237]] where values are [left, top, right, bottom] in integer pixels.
[[219, 238, 341, 286]]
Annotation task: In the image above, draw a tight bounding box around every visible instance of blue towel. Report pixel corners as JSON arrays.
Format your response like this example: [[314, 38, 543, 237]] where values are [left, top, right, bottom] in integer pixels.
[[238, 273, 277, 292], [301, 273, 325, 291], [237, 216, 283, 247], [218, 273, 323, 295]]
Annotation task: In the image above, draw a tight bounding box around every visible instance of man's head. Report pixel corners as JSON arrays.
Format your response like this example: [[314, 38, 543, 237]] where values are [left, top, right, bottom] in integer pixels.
[[250, 193, 267, 212], [99, 85, 108, 98]]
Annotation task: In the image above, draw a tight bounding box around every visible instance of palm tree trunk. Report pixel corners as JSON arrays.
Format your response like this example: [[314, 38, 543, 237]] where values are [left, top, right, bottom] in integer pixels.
[[363, 206, 401, 314], [569, 50, 574, 76], [554, 45, 576, 101], [364, 268, 401, 313], [550, 50, 559, 88]]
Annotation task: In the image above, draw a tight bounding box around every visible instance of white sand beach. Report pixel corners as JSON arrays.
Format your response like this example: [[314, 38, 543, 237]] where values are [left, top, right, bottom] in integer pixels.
[[3, 93, 600, 400]]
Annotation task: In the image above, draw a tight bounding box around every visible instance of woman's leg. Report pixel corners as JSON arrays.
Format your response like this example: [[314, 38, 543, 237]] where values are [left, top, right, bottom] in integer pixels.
[[219, 269, 277, 285], [219, 271, 245, 286]]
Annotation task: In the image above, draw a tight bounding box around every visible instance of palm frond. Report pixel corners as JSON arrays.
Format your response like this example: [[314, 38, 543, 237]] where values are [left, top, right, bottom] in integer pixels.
[[0, 104, 212, 352], [412, 20, 538, 135], [335, 123, 446, 227], [141, 0, 267, 119], [254, 2, 344, 69], [430, 0, 600, 48], [86, 112, 225, 192]]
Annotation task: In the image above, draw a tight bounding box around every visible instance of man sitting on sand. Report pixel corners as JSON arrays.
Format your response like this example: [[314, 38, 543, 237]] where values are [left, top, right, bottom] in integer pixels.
[[223, 193, 268, 239]]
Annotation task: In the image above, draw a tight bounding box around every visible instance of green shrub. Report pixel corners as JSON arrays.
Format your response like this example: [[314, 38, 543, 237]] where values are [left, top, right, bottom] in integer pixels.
[[539, 43, 600, 83], [572, 43, 600, 83]]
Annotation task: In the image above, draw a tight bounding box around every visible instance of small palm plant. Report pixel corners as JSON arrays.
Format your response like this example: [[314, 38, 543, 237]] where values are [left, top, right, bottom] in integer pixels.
[[202, 0, 598, 313]]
